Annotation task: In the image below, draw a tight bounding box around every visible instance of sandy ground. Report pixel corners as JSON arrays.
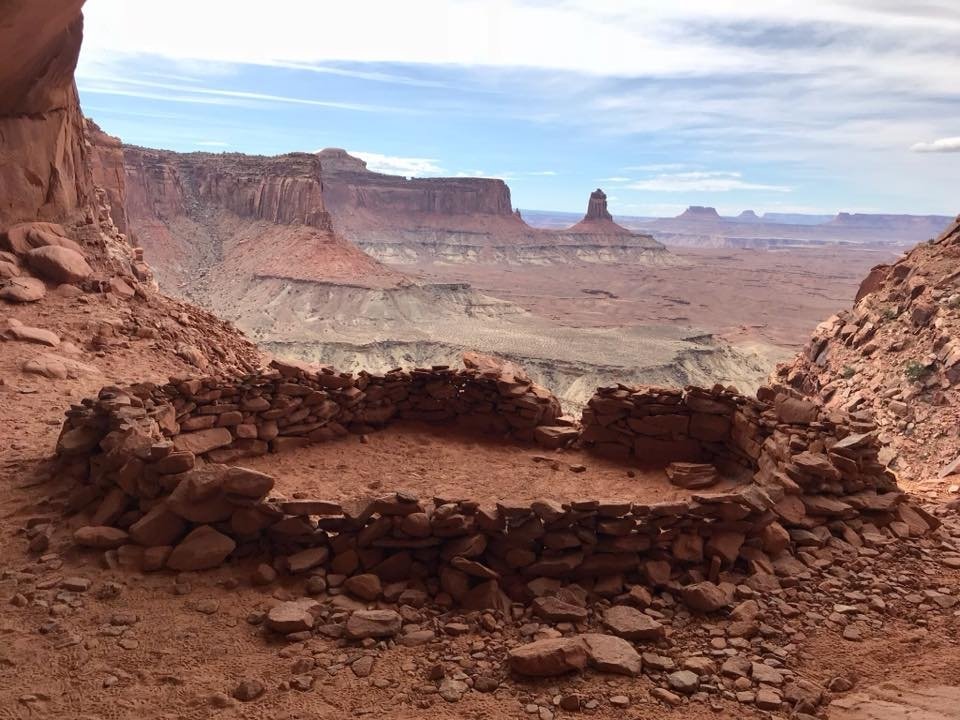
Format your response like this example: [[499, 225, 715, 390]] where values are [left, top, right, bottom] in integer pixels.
[[240, 421, 748, 505]]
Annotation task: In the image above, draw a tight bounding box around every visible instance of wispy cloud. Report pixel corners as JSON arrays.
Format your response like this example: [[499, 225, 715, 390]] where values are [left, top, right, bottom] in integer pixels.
[[911, 136, 960, 153], [78, 75, 417, 114], [349, 151, 443, 176], [626, 171, 791, 193]]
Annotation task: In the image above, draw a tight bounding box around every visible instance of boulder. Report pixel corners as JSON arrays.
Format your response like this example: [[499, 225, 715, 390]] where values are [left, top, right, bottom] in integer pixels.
[[266, 599, 320, 634], [533, 596, 588, 623], [602, 605, 665, 641], [166, 525, 236, 571], [25, 245, 92, 284], [344, 609, 402, 640], [22, 353, 99, 379], [223, 466, 274, 498], [509, 637, 589, 677], [776, 397, 819, 424], [286, 546, 329, 574], [2, 222, 82, 255], [73, 525, 128, 549], [344, 573, 382, 601], [3, 320, 59, 346], [173, 427, 233, 455], [0, 276, 45, 302], [581, 633, 642, 676], [128, 505, 187, 546], [682, 581, 734, 613]]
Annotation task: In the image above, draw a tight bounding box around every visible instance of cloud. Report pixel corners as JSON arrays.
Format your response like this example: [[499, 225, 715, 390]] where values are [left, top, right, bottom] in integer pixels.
[[599, 176, 631, 183], [78, 76, 414, 113], [626, 171, 791, 193], [350, 151, 443, 176], [910, 137, 960, 153]]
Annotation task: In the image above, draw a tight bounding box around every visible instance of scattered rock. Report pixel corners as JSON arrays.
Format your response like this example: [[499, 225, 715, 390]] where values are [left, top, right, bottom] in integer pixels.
[[682, 581, 733, 612], [232, 678, 265, 702], [581, 633, 642, 676], [345, 610, 402, 640], [509, 637, 589, 677], [602, 605, 665, 641]]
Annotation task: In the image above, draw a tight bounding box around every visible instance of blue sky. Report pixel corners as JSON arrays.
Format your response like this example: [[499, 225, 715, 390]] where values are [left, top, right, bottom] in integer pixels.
[[77, 0, 959, 216]]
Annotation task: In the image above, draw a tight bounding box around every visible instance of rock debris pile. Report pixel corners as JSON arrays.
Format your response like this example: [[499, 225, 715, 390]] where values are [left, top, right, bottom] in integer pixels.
[[776, 216, 960, 491]]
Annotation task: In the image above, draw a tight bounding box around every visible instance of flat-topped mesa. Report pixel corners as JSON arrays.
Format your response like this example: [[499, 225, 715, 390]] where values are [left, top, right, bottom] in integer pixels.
[[317, 148, 369, 174], [678, 206, 721, 220], [584, 189, 613, 221]]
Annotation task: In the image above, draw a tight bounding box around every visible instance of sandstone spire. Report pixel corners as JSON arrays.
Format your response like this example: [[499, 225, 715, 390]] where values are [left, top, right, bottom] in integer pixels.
[[585, 189, 613, 221]]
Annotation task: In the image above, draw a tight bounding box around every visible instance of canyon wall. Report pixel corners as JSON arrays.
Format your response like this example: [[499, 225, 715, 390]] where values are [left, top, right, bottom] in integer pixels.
[[0, 0, 91, 227], [112, 144, 672, 268], [122, 147, 333, 231]]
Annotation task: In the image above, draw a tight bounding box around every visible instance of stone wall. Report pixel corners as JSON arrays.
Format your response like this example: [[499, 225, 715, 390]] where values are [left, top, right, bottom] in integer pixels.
[[55, 365, 939, 613]]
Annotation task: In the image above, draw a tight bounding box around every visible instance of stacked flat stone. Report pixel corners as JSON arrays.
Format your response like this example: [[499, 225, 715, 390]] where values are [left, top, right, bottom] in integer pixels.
[[55, 372, 938, 613]]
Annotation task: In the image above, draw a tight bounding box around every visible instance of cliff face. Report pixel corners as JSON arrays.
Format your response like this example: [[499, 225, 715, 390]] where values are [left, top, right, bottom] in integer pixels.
[[104, 144, 406, 293], [86, 119, 129, 234], [122, 148, 332, 230], [315, 154, 671, 265], [0, 0, 91, 226]]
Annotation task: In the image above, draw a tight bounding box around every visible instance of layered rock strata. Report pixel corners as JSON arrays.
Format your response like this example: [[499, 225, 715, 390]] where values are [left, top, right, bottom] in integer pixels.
[[58, 361, 936, 612]]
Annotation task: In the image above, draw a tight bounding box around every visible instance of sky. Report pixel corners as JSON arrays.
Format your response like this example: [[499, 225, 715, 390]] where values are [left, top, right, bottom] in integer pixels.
[[76, 0, 959, 217]]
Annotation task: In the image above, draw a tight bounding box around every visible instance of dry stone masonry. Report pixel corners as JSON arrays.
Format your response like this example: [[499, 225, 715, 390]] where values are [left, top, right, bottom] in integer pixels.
[[56, 358, 938, 617]]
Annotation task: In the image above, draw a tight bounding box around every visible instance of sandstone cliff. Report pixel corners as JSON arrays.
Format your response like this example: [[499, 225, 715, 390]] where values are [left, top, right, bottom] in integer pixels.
[[773, 217, 960, 491], [111, 144, 405, 291], [0, 0, 91, 226], [0, 0, 262, 383]]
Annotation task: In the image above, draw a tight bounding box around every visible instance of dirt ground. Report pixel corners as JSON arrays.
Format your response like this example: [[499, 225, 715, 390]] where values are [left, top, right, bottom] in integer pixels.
[[410, 246, 900, 357], [3, 284, 960, 720], [240, 422, 746, 506]]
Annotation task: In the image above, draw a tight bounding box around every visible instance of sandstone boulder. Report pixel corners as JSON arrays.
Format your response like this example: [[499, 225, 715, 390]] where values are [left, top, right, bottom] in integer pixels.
[[344, 573, 382, 601], [3, 319, 59, 346], [2, 223, 82, 255], [345, 609, 402, 639], [0, 277, 46, 302], [509, 637, 589, 677], [223, 466, 274, 498], [128, 505, 187, 546], [25, 245, 91, 284], [74, 525, 128, 549], [0, 261, 19, 279], [286, 546, 329, 574], [581, 633, 642, 676], [682, 581, 734, 613], [266, 599, 320, 634], [166, 525, 235, 571], [22, 352, 99, 379], [602, 605, 665, 641], [173, 427, 233, 455], [533, 596, 588, 623]]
